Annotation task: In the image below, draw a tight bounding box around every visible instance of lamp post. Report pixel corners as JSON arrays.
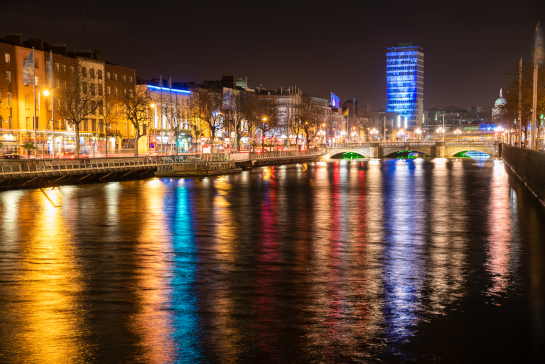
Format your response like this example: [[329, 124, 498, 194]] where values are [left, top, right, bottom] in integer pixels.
[[437, 127, 445, 142], [442, 114, 445, 142], [262, 117, 267, 150], [42, 90, 51, 158], [454, 129, 461, 141]]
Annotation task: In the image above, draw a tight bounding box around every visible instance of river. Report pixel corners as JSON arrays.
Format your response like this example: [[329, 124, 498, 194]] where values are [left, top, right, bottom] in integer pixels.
[[0, 157, 544, 363]]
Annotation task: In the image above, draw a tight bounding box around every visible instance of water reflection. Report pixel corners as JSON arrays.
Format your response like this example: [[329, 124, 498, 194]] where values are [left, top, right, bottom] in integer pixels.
[[1, 158, 545, 362]]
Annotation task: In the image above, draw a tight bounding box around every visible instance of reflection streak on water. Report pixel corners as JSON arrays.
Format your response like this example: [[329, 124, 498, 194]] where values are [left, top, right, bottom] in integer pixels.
[[485, 161, 516, 299]]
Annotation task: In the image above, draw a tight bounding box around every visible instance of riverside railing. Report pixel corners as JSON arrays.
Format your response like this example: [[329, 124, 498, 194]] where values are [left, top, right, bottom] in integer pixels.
[[0, 156, 167, 180], [249, 150, 324, 160]]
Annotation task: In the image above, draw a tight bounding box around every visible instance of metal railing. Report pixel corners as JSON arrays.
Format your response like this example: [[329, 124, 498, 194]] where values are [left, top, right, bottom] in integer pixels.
[[249, 150, 324, 160], [0, 156, 166, 180]]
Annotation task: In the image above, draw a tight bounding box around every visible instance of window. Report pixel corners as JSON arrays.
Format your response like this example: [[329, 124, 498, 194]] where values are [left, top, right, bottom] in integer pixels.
[[107, 86, 110, 96], [63, 65, 66, 73], [129, 89, 133, 97], [55, 63, 59, 71], [98, 84, 103, 96], [4, 53, 10, 63], [82, 67, 87, 77], [124, 122, 127, 135], [129, 76, 133, 82], [98, 70, 102, 80], [83, 119, 88, 131], [35, 59, 39, 68], [5, 71, 11, 83], [7, 93, 11, 108], [82, 82, 88, 94], [114, 73, 117, 81], [115, 104, 118, 116], [114, 87, 118, 97], [90, 69, 95, 78], [55, 79, 60, 87], [70, 66, 74, 74], [92, 120, 96, 132], [25, 95, 29, 109], [26, 117, 30, 129], [90, 84, 95, 96], [107, 103, 111, 114], [106, 72, 110, 80], [35, 76, 39, 86], [123, 89, 127, 96], [122, 75, 126, 82], [46, 61, 50, 70]]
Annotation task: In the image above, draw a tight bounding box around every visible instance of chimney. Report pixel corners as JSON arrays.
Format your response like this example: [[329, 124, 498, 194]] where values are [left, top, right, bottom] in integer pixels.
[[52, 43, 67, 56], [27, 38, 44, 50], [5, 33, 22, 46], [76, 49, 91, 58], [93, 49, 103, 61]]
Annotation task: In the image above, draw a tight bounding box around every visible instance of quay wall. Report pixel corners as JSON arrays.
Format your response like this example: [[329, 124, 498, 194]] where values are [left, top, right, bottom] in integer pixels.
[[502, 144, 545, 206]]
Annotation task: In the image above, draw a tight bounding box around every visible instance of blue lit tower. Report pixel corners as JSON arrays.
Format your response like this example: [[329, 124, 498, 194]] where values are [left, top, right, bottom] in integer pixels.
[[386, 43, 424, 130]]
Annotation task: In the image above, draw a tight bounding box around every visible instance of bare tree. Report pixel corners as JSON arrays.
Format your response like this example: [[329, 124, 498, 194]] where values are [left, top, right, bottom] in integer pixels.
[[120, 87, 153, 157], [501, 61, 545, 148], [99, 100, 122, 157], [298, 100, 322, 148], [224, 91, 257, 151], [162, 96, 188, 155], [254, 97, 279, 150], [189, 88, 223, 143], [56, 64, 101, 158]]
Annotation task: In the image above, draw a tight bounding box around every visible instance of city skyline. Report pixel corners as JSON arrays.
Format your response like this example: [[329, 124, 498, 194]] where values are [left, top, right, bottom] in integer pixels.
[[1, 0, 543, 110]]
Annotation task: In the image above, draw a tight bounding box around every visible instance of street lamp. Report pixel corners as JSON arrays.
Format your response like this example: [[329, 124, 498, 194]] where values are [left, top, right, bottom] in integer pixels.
[[454, 129, 461, 141], [437, 127, 445, 142], [42, 89, 52, 158], [442, 113, 445, 142]]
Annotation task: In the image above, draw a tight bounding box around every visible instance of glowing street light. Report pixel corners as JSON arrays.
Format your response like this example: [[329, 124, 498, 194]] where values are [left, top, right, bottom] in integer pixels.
[[415, 128, 422, 141], [454, 129, 462, 141], [437, 127, 445, 142]]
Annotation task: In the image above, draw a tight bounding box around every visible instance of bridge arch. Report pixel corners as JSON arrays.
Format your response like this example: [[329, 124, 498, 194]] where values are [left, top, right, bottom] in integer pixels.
[[326, 149, 370, 159], [445, 146, 496, 158], [382, 147, 432, 158]]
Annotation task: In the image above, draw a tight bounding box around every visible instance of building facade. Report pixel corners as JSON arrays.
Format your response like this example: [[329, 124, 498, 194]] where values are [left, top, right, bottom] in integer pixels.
[[386, 43, 424, 130], [0, 33, 136, 156]]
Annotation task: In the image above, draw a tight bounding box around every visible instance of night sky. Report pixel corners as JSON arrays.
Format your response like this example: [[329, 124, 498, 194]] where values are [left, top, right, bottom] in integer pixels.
[[1, 0, 544, 110]]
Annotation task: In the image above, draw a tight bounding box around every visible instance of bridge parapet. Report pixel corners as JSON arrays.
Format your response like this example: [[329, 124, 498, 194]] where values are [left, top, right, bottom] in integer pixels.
[[324, 141, 500, 158]]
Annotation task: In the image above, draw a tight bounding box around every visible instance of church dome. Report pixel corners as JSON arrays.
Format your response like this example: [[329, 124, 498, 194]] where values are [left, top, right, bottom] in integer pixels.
[[494, 88, 506, 107]]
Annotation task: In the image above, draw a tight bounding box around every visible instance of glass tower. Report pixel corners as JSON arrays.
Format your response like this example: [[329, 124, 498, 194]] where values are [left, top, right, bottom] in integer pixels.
[[386, 44, 424, 130]]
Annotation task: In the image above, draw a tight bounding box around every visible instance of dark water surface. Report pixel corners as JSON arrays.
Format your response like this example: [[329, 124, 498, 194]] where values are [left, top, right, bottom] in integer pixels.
[[1, 158, 544, 363]]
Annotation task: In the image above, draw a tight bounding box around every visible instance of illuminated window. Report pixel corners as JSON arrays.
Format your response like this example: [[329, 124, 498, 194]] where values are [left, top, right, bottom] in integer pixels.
[[7, 92, 12, 108], [107, 86, 110, 96], [106, 72, 110, 80], [4, 53, 10, 63], [114, 73, 118, 81], [55, 63, 59, 71]]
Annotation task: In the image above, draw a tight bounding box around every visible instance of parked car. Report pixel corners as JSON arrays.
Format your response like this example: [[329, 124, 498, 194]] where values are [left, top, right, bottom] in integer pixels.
[[1, 154, 22, 159], [59, 152, 76, 159]]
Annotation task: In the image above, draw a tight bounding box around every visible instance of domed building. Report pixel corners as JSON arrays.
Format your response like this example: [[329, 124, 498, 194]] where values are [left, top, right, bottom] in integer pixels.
[[492, 88, 506, 121]]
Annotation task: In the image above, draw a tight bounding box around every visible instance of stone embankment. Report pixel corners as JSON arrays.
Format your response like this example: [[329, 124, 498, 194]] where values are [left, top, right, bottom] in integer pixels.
[[502, 144, 545, 206]]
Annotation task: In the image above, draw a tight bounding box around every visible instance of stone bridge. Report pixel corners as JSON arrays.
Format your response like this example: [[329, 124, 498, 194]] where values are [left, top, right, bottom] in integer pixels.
[[324, 141, 500, 158]]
